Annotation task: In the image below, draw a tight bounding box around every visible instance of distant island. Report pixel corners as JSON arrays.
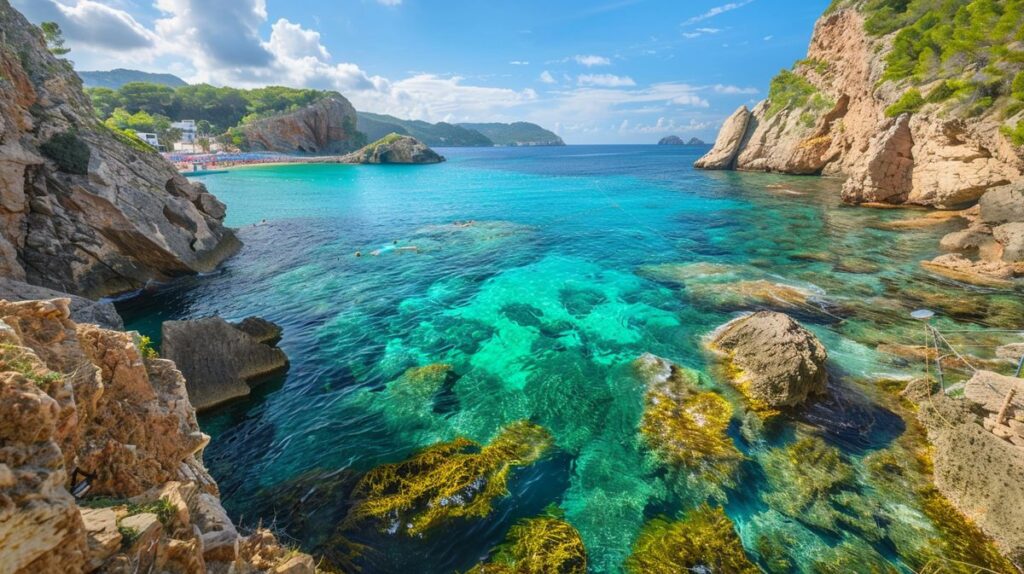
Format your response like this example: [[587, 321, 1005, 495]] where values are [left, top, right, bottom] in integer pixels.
[[358, 113, 564, 147], [658, 135, 706, 146], [79, 68, 188, 89]]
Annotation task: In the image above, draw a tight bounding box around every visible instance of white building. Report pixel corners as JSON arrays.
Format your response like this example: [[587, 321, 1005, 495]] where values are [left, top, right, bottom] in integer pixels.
[[171, 120, 197, 144], [135, 132, 160, 148]]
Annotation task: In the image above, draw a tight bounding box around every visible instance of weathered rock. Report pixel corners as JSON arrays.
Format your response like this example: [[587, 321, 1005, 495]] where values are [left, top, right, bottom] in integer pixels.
[[243, 95, 363, 154], [0, 2, 239, 298], [980, 182, 1024, 226], [964, 370, 1024, 418], [840, 114, 914, 204], [694, 106, 751, 169], [709, 311, 828, 408], [930, 421, 1024, 565], [339, 134, 445, 164], [161, 316, 289, 411], [0, 276, 122, 329], [0, 296, 315, 573], [921, 253, 1016, 289], [233, 316, 283, 345]]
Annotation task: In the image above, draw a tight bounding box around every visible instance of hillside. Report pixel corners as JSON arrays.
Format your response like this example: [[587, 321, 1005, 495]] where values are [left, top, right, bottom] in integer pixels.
[[357, 112, 493, 147], [78, 68, 187, 89], [458, 122, 565, 146]]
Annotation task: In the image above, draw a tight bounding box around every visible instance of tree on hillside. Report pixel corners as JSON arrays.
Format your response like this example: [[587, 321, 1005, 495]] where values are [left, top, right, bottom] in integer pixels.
[[40, 22, 70, 56], [86, 87, 121, 118]]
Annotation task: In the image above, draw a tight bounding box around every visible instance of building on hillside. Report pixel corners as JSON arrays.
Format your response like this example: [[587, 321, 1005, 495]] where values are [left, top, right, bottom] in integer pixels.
[[135, 132, 160, 148], [172, 120, 197, 143]]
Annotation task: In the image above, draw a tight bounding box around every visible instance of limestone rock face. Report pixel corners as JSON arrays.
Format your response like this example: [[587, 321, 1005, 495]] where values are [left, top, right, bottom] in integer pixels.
[[932, 181, 1024, 285], [0, 298, 314, 574], [161, 316, 289, 411], [695, 7, 1022, 209], [710, 311, 828, 408], [694, 106, 751, 169], [340, 134, 446, 164], [0, 1, 239, 299], [243, 95, 363, 154], [0, 277, 122, 329]]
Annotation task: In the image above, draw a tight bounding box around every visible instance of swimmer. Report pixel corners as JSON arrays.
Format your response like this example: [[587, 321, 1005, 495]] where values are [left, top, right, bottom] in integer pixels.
[[355, 251, 362, 257]]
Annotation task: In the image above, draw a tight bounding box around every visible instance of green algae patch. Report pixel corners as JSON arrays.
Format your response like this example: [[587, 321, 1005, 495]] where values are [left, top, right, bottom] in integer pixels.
[[624, 506, 758, 574], [386, 363, 452, 402], [344, 420, 553, 536], [467, 512, 587, 574], [914, 487, 1017, 574]]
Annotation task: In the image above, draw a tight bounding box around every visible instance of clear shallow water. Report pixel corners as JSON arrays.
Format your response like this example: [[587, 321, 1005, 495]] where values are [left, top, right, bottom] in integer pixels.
[[117, 146, 1022, 573]]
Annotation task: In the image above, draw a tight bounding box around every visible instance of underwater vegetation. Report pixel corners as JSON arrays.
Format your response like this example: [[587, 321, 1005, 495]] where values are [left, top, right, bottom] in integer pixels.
[[466, 510, 587, 574], [343, 420, 553, 536], [634, 355, 742, 500], [623, 505, 759, 574]]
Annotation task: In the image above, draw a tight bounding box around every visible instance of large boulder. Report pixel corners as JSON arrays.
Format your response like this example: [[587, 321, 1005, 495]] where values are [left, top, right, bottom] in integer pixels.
[[0, 3, 239, 299], [710, 311, 828, 408], [161, 316, 289, 411], [694, 106, 751, 170], [243, 95, 363, 154], [339, 134, 445, 164]]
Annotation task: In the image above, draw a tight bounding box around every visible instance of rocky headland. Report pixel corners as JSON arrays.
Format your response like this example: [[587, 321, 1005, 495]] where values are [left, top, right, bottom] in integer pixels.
[[242, 95, 365, 155], [696, 2, 1024, 286], [339, 133, 445, 164], [0, 1, 239, 300], [658, 136, 705, 145]]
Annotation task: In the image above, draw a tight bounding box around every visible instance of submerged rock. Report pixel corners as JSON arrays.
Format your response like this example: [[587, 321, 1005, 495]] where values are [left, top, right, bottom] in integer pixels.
[[709, 311, 828, 409], [467, 513, 587, 574], [161, 316, 289, 411], [339, 133, 445, 164], [623, 506, 758, 574], [343, 420, 552, 536], [921, 253, 1016, 289]]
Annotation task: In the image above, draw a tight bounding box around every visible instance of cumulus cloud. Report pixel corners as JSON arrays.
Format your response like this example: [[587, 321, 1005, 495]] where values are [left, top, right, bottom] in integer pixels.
[[155, 0, 273, 68], [267, 18, 331, 61], [577, 74, 636, 87], [509, 60, 530, 65], [539, 70, 556, 84], [712, 84, 758, 95], [618, 117, 712, 134], [574, 54, 612, 67], [682, 0, 754, 26], [13, 0, 158, 51]]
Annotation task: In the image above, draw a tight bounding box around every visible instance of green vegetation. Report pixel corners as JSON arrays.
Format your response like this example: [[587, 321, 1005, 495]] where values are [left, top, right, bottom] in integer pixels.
[[103, 108, 180, 148], [117, 525, 140, 549], [344, 421, 553, 536], [457, 122, 565, 146], [40, 22, 69, 56], [467, 511, 587, 574], [0, 343, 62, 386], [85, 82, 336, 137], [766, 69, 834, 125], [885, 88, 925, 116], [137, 335, 159, 359], [39, 131, 90, 175], [78, 69, 187, 90], [357, 112, 493, 147], [624, 506, 759, 574], [367, 132, 404, 150], [1001, 120, 1024, 145]]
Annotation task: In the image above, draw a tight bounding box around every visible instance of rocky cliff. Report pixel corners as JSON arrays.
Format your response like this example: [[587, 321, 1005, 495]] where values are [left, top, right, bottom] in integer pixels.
[[0, 1, 239, 299], [243, 96, 364, 154], [696, 1, 1024, 284], [0, 297, 316, 574]]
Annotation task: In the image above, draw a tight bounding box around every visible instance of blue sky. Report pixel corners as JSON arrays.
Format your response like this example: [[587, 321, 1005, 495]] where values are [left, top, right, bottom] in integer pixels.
[[15, 0, 830, 144]]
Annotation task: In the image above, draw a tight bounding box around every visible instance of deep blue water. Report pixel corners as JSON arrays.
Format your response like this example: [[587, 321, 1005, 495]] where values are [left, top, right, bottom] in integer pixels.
[[115, 145, 1013, 573]]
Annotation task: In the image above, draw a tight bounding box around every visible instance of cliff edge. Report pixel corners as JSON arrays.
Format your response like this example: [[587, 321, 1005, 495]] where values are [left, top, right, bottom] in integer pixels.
[[242, 95, 365, 155], [0, 1, 240, 299]]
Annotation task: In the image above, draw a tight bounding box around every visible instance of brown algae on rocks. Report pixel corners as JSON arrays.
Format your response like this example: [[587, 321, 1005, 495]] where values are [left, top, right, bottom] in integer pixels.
[[344, 420, 553, 535]]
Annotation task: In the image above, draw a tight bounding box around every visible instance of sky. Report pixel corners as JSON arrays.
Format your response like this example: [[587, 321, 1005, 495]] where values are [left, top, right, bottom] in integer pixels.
[[14, 0, 831, 144]]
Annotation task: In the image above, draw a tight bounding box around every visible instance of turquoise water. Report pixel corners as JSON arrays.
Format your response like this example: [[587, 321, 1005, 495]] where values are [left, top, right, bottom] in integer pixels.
[[117, 146, 1021, 573]]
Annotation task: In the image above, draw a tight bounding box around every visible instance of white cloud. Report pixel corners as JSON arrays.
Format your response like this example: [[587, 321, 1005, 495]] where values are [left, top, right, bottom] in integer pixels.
[[617, 117, 712, 134], [574, 54, 612, 67], [682, 27, 722, 39], [13, 0, 159, 52], [577, 74, 636, 87], [509, 60, 530, 65], [712, 84, 758, 95], [763, 35, 774, 41], [376, 0, 402, 5], [539, 70, 556, 84], [682, 0, 754, 26], [268, 18, 331, 60]]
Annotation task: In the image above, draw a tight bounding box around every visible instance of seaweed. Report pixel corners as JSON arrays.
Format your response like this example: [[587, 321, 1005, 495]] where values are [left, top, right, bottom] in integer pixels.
[[623, 505, 758, 574], [467, 511, 587, 574], [344, 420, 553, 536]]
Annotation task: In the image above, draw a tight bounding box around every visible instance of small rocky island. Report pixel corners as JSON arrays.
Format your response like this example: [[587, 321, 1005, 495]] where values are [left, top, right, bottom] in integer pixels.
[[658, 136, 706, 145], [339, 133, 445, 164]]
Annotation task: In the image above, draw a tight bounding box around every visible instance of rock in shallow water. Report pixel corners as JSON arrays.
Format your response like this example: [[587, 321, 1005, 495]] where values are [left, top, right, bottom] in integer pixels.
[[161, 316, 289, 411], [710, 311, 828, 409]]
